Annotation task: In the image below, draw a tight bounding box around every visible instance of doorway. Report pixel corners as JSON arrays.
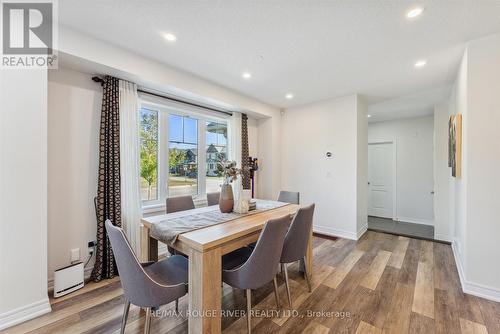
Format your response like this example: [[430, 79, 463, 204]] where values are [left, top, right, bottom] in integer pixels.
[[367, 141, 435, 240], [368, 142, 394, 219]]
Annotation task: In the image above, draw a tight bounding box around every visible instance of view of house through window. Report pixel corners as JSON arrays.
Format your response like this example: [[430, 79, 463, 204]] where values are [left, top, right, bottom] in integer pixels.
[[206, 121, 227, 193], [139, 103, 228, 206], [168, 114, 198, 197], [139, 108, 159, 201]]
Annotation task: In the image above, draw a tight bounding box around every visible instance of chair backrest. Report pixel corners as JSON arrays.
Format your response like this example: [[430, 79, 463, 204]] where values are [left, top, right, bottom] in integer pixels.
[[281, 204, 315, 263], [105, 220, 184, 307], [166, 195, 195, 213], [228, 215, 291, 289], [207, 192, 220, 206], [277, 191, 300, 205]]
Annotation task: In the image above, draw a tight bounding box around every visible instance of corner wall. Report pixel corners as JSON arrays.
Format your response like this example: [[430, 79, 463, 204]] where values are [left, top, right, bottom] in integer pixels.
[[281, 94, 367, 240], [446, 32, 500, 302], [0, 70, 51, 329]]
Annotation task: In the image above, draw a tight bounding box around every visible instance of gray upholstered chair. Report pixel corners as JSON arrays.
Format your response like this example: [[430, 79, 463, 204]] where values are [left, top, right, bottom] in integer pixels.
[[166, 195, 195, 256], [105, 220, 188, 334], [207, 192, 220, 206], [247, 190, 300, 250], [166, 195, 195, 213], [277, 190, 300, 204], [280, 204, 315, 308], [222, 215, 292, 334]]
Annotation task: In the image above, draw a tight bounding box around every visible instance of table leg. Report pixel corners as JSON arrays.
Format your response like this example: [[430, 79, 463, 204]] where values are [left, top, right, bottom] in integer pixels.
[[189, 248, 222, 334], [305, 229, 313, 279], [299, 230, 313, 279], [148, 236, 158, 262]]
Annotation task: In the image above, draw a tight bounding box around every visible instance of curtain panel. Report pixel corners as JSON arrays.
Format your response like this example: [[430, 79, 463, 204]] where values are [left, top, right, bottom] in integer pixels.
[[119, 80, 142, 258], [241, 114, 251, 189], [91, 76, 121, 281]]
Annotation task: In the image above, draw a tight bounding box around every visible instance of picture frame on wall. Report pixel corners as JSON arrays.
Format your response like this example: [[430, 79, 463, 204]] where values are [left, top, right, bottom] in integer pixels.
[[448, 114, 462, 178]]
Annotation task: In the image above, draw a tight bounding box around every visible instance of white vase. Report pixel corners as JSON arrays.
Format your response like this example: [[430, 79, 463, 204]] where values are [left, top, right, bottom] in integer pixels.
[[232, 178, 249, 214]]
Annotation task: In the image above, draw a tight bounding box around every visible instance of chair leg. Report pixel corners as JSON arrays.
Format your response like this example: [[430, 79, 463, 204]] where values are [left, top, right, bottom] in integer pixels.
[[272, 276, 281, 309], [120, 300, 130, 334], [175, 299, 179, 314], [144, 307, 152, 334], [246, 289, 252, 334], [303, 256, 312, 292], [282, 263, 292, 309]]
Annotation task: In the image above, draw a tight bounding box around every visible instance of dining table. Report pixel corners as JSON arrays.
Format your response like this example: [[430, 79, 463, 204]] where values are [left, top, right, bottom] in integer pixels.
[[140, 200, 313, 334]]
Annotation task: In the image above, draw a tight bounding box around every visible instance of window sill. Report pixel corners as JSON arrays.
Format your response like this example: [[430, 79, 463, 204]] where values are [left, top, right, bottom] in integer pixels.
[[142, 203, 166, 215], [141, 196, 208, 215]]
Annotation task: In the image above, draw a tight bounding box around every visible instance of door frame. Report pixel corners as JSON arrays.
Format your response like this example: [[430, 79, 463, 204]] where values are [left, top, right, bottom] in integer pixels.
[[368, 140, 398, 220]]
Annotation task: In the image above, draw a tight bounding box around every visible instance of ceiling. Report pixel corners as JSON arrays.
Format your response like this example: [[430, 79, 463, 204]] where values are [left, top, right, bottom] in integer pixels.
[[368, 85, 451, 123], [58, 1, 500, 108]]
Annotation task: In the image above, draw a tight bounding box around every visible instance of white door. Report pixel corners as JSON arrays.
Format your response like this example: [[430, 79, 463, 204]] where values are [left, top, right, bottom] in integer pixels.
[[368, 143, 394, 218]]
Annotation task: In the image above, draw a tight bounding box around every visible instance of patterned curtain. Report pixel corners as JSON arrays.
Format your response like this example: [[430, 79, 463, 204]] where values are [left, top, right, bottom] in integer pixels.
[[91, 76, 121, 281], [241, 113, 251, 189]]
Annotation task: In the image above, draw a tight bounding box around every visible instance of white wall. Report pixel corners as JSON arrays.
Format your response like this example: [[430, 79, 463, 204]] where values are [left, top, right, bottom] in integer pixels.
[[356, 97, 368, 237], [0, 70, 51, 329], [368, 116, 435, 225], [462, 33, 500, 296], [281, 94, 366, 240], [47, 68, 102, 283], [444, 32, 500, 302], [433, 103, 452, 241], [449, 49, 468, 263]]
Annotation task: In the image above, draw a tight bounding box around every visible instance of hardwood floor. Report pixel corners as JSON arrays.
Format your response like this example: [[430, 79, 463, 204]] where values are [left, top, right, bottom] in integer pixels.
[[4, 231, 500, 334]]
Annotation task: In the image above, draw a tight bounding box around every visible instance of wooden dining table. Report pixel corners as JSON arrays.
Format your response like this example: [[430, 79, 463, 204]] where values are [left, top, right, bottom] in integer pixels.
[[140, 202, 313, 334]]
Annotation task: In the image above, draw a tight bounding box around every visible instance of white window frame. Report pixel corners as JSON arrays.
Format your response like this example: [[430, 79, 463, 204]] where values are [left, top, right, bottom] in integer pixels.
[[139, 96, 229, 213]]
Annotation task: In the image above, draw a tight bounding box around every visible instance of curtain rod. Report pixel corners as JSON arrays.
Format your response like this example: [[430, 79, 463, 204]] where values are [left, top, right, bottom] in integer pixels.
[[92, 76, 233, 117]]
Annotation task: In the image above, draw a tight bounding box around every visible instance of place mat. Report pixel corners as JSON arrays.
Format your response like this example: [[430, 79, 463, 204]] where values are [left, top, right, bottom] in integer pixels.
[[150, 199, 288, 245]]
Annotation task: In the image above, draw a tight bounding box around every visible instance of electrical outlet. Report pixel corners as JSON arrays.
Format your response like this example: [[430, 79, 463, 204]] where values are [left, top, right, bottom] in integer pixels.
[[70, 248, 80, 263], [88, 240, 96, 255]]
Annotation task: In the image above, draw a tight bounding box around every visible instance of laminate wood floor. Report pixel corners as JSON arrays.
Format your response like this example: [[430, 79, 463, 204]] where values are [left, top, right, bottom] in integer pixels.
[[4, 231, 500, 334]]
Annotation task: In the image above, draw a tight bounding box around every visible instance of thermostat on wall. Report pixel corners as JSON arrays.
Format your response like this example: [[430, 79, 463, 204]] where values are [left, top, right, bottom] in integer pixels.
[[54, 262, 84, 298]]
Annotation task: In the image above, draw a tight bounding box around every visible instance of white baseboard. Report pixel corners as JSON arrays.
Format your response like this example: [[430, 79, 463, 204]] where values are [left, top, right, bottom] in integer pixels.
[[451, 239, 500, 303], [395, 216, 434, 226], [357, 224, 368, 239], [0, 298, 51, 331], [313, 225, 358, 240], [434, 233, 454, 243]]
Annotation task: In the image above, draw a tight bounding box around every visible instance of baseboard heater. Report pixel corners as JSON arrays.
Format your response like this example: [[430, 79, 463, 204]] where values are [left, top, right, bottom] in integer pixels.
[[53, 262, 84, 298]]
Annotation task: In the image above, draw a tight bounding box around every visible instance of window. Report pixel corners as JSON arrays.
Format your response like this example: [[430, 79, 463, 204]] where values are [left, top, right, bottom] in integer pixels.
[[205, 121, 227, 193], [168, 114, 198, 197], [139, 101, 229, 207], [139, 108, 159, 201]]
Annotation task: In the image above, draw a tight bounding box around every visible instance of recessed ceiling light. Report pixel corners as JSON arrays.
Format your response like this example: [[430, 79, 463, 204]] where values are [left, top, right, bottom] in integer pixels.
[[163, 33, 177, 42], [367, 114, 372, 118], [415, 60, 427, 68], [407, 7, 424, 19], [285, 93, 294, 99], [242, 72, 252, 79]]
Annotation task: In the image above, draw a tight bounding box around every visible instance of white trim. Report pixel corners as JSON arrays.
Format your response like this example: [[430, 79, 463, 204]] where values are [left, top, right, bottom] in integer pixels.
[[395, 216, 434, 226], [434, 233, 454, 243], [313, 225, 358, 240], [0, 299, 51, 331], [451, 239, 500, 303], [357, 223, 368, 239]]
